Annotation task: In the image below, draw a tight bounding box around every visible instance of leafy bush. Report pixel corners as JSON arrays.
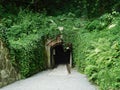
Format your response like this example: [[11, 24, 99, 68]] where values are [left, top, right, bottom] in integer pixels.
[[3, 10, 49, 78], [0, 9, 60, 78], [86, 13, 114, 31], [74, 13, 120, 90]]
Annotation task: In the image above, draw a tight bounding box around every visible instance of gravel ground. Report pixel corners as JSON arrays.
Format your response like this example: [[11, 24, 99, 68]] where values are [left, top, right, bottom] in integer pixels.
[[0, 65, 98, 90]]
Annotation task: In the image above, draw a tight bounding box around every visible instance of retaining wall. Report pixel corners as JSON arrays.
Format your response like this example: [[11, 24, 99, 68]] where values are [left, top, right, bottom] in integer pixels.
[[0, 39, 20, 88]]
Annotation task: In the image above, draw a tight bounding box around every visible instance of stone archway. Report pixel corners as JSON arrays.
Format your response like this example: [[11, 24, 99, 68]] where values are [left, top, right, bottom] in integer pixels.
[[45, 35, 72, 68]]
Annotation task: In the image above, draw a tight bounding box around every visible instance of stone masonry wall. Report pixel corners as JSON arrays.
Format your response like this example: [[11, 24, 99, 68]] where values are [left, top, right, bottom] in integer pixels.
[[0, 39, 20, 88]]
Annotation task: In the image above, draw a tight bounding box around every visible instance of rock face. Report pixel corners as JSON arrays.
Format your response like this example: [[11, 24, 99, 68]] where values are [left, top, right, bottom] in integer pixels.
[[0, 39, 20, 88]]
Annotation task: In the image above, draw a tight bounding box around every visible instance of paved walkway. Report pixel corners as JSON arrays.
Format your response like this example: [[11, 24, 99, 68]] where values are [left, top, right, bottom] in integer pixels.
[[0, 65, 98, 90]]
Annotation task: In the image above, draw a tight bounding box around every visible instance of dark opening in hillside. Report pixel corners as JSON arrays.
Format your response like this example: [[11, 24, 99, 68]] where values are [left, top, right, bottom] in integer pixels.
[[51, 44, 70, 66]]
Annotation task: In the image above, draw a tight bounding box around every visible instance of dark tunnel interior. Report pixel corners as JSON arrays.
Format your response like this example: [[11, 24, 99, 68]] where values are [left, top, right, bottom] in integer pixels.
[[52, 44, 70, 65]]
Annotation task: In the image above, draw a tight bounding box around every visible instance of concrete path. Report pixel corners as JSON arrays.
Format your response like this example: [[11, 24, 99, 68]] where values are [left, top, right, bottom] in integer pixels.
[[0, 64, 98, 90]]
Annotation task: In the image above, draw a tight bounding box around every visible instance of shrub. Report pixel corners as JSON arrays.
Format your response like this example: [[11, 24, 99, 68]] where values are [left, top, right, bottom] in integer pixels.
[[74, 13, 120, 90], [0, 10, 49, 78]]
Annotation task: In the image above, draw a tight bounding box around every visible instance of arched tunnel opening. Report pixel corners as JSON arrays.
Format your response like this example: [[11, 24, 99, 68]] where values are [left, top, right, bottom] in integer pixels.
[[50, 43, 71, 67]]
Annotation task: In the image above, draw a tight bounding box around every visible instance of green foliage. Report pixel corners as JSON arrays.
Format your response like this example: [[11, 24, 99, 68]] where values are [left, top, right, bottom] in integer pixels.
[[0, 8, 79, 78], [86, 13, 114, 31], [0, 9, 56, 77], [74, 13, 120, 90], [1, 10, 49, 78]]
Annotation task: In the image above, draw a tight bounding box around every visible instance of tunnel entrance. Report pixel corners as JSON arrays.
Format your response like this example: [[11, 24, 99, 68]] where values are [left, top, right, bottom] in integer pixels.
[[52, 44, 70, 65], [45, 35, 72, 68], [50, 43, 72, 68]]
